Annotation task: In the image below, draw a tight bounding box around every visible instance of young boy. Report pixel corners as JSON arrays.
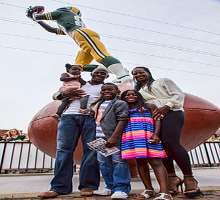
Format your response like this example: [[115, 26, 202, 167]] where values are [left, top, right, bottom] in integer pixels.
[[91, 83, 131, 199]]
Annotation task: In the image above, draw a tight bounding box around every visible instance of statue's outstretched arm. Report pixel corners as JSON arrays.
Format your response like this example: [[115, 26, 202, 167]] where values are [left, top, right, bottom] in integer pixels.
[[37, 21, 65, 35], [26, 6, 65, 35]]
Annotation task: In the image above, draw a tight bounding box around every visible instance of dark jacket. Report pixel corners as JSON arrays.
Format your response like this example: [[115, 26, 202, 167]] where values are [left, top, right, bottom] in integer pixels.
[[92, 97, 128, 139]]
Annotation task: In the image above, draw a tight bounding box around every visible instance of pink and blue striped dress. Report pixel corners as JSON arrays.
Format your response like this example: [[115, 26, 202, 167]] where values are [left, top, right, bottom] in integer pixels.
[[121, 108, 166, 159]]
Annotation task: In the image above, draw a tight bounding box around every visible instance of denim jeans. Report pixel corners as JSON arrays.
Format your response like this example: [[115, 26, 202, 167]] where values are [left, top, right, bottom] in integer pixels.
[[97, 150, 131, 194], [50, 114, 100, 194]]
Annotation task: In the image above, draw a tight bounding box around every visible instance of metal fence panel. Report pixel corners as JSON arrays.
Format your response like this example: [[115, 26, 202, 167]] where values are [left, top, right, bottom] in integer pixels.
[[2, 143, 14, 169], [0, 141, 55, 173], [187, 142, 220, 167], [0, 141, 219, 174], [19, 143, 30, 169]]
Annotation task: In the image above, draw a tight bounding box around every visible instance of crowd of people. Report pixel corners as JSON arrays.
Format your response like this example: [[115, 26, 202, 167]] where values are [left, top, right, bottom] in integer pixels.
[[37, 65, 202, 200], [0, 129, 26, 142]]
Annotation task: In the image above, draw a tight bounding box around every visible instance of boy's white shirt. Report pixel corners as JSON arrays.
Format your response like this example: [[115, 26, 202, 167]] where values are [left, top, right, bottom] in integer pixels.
[[96, 100, 111, 138]]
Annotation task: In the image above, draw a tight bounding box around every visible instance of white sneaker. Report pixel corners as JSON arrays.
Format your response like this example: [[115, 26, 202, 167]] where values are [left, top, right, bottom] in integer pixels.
[[153, 193, 173, 200], [93, 188, 111, 196], [111, 191, 128, 199], [140, 189, 156, 199]]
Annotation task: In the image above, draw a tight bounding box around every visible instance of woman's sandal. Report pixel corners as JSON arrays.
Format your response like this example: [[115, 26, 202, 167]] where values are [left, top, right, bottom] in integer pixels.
[[184, 189, 203, 198], [140, 189, 156, 199], [153, 193, 173, 200], [184, 175, 203, 198], [168, 175, 183, 195]]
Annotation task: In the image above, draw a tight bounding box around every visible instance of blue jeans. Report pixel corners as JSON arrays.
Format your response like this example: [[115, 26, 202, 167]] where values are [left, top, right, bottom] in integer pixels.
[[50, 114, 100, 194], [97, 150, 131, 194]]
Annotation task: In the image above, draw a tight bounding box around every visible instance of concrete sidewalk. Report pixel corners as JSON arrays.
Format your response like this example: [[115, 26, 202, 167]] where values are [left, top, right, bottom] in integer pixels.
[[0, 168, 219, 199]]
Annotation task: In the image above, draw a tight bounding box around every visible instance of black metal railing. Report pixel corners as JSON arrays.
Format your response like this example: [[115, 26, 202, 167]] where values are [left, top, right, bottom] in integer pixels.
[[0, 141, 54, 174], [189, 141, 220, 167], [0, 141, 219, 174]]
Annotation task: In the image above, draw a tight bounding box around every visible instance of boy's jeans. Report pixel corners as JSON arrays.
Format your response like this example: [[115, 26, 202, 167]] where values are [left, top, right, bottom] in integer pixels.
[[50, 114, 100, 194], [97, 150, 131, 194]]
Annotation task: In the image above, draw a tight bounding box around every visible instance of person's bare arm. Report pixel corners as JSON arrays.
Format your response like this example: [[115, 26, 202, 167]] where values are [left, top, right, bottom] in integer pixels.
[[60, 73, 75, 81], [106, 120, 127, 148], [150, 119, 161, 144]]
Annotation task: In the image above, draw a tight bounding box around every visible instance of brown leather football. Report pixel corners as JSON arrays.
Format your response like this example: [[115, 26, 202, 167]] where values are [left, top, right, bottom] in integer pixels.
[[28, 94, 220, 164], [31, 6, 45, 14]]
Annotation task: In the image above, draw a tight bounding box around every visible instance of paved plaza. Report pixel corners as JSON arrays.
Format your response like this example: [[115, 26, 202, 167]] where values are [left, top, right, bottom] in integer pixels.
[[0, 190, 220, 200], [0, 168, 219, 199]]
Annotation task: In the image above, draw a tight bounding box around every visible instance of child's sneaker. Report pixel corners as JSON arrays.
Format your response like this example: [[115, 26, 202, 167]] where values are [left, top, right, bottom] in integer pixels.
[[93, 188, 111, 196], [80, 188, 94, 196], [141, 189, 156, 199], [111, 191, 128, 199]]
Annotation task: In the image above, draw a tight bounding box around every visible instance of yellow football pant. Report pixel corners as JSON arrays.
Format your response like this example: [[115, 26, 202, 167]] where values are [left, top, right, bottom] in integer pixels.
[[71, 28, 111, 68]]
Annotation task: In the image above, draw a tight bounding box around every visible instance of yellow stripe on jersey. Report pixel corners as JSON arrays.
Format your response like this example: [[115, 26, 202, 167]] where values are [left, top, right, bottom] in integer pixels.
[[45, 13, 49, 20], [48, 13, 52, 20], [76, 29, 105, 59]]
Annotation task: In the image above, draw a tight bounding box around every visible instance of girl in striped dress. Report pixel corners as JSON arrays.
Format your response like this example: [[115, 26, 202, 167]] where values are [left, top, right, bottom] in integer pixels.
[[121, 90, 172, 200]]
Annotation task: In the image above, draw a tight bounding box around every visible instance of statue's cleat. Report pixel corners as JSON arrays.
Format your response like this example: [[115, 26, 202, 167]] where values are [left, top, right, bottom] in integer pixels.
[[113, 76, 134, 92], [112, 75, 132, 84]]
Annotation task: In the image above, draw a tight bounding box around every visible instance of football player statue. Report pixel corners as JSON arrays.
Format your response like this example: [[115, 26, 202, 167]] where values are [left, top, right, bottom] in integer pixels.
[[26, 6, 131, 84]]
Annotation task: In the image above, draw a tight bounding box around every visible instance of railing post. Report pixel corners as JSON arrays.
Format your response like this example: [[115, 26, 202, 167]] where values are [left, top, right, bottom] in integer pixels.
[[204, 142, 212, 167], [25, 142, 31, 172], [0, 142, 7, 174]]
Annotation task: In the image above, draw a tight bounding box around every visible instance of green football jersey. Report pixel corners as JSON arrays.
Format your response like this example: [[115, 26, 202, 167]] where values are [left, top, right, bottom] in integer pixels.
[[35, 7, 85, 33]]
